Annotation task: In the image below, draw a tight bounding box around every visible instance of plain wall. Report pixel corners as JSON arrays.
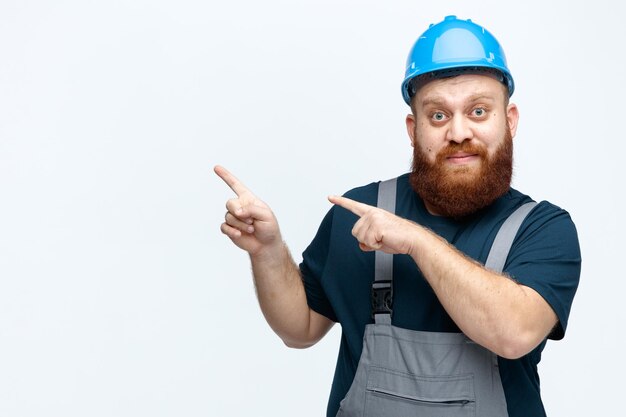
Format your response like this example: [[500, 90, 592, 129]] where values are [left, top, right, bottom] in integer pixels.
[[1, 1, 623, 416]]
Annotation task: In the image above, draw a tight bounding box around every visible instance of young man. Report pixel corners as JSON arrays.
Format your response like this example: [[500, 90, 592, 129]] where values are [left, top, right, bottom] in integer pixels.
[[216, 15, 580, 417]]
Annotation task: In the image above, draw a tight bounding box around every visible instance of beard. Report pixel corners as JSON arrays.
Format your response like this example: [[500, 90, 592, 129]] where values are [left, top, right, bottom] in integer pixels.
[[409, 128, 513, 219]]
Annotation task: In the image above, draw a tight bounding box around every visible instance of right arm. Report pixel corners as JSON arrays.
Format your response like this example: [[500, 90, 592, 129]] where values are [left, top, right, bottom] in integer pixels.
[[215, 165, 334, 348]]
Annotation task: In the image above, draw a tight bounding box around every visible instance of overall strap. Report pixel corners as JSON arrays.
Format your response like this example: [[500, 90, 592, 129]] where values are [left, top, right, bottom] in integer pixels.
[[372, 178, 397, 324], [484, 202, 537, 273], [371, 176, 537, 325]]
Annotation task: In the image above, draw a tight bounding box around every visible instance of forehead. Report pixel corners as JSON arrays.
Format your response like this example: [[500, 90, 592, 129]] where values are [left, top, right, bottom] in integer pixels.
[[414, 74, 507, 107]]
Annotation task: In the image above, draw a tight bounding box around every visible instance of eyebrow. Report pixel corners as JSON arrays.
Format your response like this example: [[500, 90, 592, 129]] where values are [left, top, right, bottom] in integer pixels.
[[420, 93, 497, 108]]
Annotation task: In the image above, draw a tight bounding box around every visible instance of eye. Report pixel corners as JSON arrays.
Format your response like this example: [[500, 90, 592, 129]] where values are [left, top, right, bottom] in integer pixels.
[[432, 112, 446, 122], [472, 107, 486, 117]]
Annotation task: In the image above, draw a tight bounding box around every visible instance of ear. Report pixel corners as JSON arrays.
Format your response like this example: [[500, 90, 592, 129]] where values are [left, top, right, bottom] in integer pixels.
[[406, 113, 417, 147], [506, 103, 520, 138]]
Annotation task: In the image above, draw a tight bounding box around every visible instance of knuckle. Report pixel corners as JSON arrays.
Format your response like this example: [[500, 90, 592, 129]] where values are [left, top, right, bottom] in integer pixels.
[[372, 210, 385, 222], [226, 199, 245, 215]]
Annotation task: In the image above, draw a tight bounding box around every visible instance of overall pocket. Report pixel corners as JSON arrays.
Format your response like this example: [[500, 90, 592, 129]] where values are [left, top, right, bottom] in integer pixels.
[[364, 367, 476, 417]]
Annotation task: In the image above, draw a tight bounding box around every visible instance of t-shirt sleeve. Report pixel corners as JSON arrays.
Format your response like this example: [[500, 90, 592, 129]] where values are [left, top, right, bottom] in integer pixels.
[[504, 202, 582, 340], [299, 206, 338, 322]]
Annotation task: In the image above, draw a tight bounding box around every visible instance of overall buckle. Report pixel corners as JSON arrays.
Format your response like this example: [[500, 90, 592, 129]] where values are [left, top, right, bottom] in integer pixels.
[[371, 280, 393, 318]]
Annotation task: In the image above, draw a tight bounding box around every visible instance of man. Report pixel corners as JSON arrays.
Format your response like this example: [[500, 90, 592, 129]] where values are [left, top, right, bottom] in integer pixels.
[[216, 15, 580, 417]]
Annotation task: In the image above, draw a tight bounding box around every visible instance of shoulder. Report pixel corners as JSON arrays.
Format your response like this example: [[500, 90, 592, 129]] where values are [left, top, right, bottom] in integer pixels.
[[343, 173, 415, 205], [487, 189, 572, 226], [494, 189, 578, 245], [342, 179, 382, 207], [504, 189, 573, 220], [329, 180, 383, 231], [332, 176, 409, 230], [519, 196, 578, 240], [528, 200, 576, 227], [503, 191, 581, 285]]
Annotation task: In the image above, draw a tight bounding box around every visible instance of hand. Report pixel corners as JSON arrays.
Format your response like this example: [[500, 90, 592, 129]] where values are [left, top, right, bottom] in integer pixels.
[[215, 165, 282, 257], [328, 195, 419, 255]]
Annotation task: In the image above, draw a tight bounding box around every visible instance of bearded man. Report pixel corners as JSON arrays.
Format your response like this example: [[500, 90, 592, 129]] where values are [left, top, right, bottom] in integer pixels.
[[216, 15, 581, 417]]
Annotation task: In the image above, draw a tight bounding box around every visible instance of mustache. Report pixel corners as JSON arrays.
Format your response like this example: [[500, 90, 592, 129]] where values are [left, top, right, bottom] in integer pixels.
[[437, 141, 488, 159]]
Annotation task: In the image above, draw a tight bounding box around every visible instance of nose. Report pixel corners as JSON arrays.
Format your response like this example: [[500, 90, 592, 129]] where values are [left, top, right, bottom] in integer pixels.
[[446, 115, 473, 144]]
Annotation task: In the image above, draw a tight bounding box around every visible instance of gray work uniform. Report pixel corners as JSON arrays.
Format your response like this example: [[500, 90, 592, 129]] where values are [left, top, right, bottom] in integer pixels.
[[336, 178, 536, 417]]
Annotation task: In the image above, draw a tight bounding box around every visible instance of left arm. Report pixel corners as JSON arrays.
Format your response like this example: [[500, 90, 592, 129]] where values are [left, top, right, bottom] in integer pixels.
[[329, 195, 557, 359]]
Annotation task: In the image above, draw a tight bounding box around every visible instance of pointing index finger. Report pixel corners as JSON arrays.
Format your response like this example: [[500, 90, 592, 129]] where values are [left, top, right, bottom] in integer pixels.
[[214, 165, 251, 196], [328, 195, 371, 217]]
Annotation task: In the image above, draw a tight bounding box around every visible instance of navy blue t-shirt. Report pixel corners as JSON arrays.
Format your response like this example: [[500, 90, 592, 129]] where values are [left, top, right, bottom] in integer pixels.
[[300, 173, 581, 417]]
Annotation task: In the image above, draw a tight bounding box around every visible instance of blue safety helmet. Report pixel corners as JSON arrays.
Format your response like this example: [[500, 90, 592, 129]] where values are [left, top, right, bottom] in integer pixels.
[[401, 15, 514, 105]]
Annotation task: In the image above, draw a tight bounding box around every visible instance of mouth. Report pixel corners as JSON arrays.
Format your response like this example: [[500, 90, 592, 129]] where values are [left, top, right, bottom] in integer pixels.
[[446, 152, 480, 165]]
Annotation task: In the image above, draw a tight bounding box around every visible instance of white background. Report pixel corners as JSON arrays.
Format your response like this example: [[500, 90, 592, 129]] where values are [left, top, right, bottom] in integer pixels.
[[1, 1, 623, 416]]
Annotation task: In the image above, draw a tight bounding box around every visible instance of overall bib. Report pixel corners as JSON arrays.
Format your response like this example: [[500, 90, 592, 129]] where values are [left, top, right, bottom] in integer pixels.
[[336, 178, 536, 417]]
